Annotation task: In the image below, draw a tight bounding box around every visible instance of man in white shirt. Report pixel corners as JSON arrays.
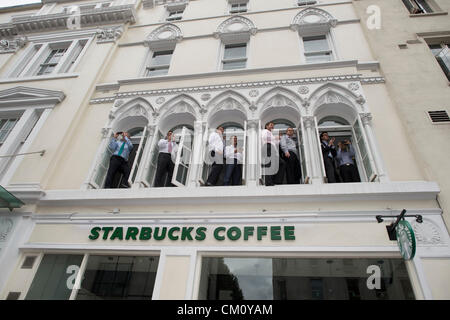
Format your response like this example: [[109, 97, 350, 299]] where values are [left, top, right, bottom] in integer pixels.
[[224, 135, 243, 186], [206, 126, 224, 186], [155, 130, 178, 187], [261, 122, 281, 186]]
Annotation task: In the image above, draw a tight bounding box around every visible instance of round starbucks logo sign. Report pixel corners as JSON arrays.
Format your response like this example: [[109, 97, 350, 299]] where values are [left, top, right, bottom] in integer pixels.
[[396, 220, 416, 260]]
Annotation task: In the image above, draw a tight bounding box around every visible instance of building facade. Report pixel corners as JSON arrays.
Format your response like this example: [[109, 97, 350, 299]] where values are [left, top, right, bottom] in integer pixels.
[[0, 0, 448, 300]]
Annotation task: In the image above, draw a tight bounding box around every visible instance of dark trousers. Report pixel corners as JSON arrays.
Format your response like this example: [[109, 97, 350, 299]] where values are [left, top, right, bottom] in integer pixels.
[[154, 153, 174, 187], [206, 162, 224, 186], [224, 160, 242, 186], [324, 156, 337, 183], [104, 155, 130, 188], [284, 151, 302, 184], [339, 163, 360, 183], [262, 143, 284, 186]]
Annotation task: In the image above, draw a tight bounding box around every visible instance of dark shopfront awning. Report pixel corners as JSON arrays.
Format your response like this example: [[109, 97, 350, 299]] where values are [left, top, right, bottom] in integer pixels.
[[0, 185, 24, 211]]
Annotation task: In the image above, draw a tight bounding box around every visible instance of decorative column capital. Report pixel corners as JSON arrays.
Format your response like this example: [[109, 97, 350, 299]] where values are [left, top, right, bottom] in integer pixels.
[[101, 127, 112, 138], [0, 36, 27, 54], [360, 112, 373, 125], [96, 26, 124, 44], [302, 116, 315, 129], [247, 119, 259, 130]]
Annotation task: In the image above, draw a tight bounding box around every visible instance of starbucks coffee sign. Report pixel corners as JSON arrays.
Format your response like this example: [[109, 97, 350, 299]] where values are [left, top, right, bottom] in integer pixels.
[[396, 220, 416, 260]]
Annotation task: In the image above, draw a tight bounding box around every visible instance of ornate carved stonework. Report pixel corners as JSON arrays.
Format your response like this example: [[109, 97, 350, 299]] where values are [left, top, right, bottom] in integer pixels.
[[146, 24, 183, 50], [291, 8, 337, 36], [356, 94, 366, 105], [214, 16, 257, 43], [298, 86, 309, 95], [348, 82, 360, 91], [96, 26, 124, 43], [0, 36, 27, 54], [302, 116, 315, 129], [0, 218, 13, 242], [413, 220, 442, 245], [114, 99, 124, 107], [156, 97, 166, 104], [201, 94, 211, 101], [360, 112, 373, 125], [249, 89, 259, 97]]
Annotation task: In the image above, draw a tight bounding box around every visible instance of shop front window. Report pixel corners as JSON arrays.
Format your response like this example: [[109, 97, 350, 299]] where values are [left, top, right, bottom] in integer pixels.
[[198, 257, 414, 300]]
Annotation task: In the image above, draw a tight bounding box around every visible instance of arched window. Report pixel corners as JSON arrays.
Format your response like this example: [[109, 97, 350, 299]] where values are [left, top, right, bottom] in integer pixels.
[[86, 99, 152, 190]]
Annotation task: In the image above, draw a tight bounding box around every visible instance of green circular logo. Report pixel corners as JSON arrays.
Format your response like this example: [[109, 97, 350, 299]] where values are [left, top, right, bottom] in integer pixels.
[[396, 220, 416, 260]]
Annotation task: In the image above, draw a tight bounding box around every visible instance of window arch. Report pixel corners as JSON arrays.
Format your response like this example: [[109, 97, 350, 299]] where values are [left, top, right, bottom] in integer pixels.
[[86, 98, 152, 189], [310, 85, 379, 183]]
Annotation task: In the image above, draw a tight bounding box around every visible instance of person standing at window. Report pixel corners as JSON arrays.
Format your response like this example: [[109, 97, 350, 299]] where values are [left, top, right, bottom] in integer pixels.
[[154, 130, 178, 187], [320, 132, 338, 183], [280, 127, 302, 184], [206, 126, 225, 186], [104, 131, 133, 188], [224, 135, 243, 186], [336, 140, 360, 183], [261, 122, 281, 186]]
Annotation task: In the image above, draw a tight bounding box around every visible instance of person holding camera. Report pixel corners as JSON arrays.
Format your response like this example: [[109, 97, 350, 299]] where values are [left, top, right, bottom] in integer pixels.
[[104, 131, 133, 188], [206, 126, 225, 186], [336, 139, 360, 183], [154, 130, 178, 187]]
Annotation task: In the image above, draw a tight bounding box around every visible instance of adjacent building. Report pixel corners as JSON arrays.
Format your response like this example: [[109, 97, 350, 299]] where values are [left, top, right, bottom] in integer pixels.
[[0, 0, 448, 300]]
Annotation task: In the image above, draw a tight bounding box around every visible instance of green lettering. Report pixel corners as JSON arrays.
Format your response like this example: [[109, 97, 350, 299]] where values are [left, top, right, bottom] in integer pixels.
[[227, 227, 241, 241], [125, 227, 139, 240], [110, 227, 123, 240], [270, 226, 281, 240], [101, 227, 113, 240], [257, 226, 267, 240], [181, 227, 194, 241], [243, 226, 254, 240], [214, 227, 226, 241], [154, 227, 167, 240], [168, 227, 180, 240], [139, 227, 152, 240], [284, 226, 295, 240], [195, 227, 207, 241], [88, 227, 101, 240]]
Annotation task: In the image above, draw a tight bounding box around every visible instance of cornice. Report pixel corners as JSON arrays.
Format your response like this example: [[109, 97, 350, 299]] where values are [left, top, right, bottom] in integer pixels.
[[90, 74, 385, 105], [0, 4, 136, 36]]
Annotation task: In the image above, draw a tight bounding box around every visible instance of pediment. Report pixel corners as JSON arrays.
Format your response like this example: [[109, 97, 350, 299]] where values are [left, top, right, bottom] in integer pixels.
[[0, 86, 65, 108], [291, 8, 337, 36]]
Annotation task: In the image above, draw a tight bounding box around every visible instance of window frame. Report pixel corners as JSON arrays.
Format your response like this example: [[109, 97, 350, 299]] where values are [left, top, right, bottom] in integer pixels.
[[428, 42, 450, 81], [301, 34, 334, 64], [402, 0, 440, 14], [144, 49, 174, 77], [7, 37, 91, 79], [221, 42, 248, 71], [229, 2, 248, 14]]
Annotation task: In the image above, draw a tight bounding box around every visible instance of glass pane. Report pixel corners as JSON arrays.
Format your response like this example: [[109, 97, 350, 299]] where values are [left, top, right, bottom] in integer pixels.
[[416, 0, 433, 13], [151, 51, 173, 66], [223, 60, 246, 70], [77, 255, 159, 300], [199, 257, 414, 300], [303, 36, 329, 53], [25, 254, 83, 300], [224, 44, 246, 59], [305, 53, 332, 63], [147, 67, 169, 77], [94, 145, 114, 188]]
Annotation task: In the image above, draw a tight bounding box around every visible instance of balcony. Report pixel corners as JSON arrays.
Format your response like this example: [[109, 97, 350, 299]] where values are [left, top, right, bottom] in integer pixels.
[[0, 5, 136, 36]]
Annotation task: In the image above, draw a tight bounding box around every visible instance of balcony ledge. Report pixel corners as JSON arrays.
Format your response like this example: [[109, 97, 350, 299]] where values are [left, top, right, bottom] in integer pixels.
[[36, 181, 440, 207]]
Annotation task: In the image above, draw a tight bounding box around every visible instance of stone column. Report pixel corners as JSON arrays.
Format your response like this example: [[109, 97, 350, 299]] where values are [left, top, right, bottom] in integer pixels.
[[246, 119, 259, 187], [188, 121, 206, 187], [303, 116, 323, 184]]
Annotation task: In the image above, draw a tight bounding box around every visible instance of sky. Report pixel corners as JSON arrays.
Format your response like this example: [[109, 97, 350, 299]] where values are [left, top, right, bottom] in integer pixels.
[[0, 0, 42, 9]]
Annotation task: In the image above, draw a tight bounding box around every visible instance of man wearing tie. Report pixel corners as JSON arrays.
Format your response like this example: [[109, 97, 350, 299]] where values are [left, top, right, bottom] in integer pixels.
[[155, 130, 178, 187], [261, 122, 280, 186], [206, 126, 225, 186], [320, 131, 338, 183], [104, 131, 133, 188]]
